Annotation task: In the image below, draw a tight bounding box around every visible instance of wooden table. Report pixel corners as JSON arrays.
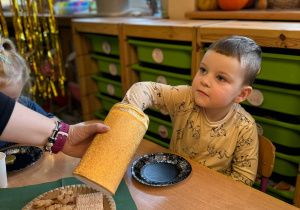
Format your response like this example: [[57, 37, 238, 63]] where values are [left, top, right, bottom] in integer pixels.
[[7, 140, 298, 210]]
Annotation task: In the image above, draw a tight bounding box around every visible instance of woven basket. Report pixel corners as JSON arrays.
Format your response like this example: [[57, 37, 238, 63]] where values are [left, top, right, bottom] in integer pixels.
[[268, 0, 300, 9]]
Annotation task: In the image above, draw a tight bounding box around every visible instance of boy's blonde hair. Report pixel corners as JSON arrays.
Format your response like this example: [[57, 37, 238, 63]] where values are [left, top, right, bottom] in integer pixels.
[[208, 35, 262, 86], [0, 36, 30, 90]]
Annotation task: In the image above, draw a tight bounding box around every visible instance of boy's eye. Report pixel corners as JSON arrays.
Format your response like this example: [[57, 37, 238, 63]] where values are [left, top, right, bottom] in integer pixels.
[[199, 67, 207, 74], [217, 76, 226, 82]]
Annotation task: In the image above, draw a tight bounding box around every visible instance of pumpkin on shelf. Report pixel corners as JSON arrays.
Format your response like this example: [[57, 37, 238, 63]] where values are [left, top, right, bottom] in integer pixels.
[[218, 0, 249, 10], [197, 0, 219, 11]]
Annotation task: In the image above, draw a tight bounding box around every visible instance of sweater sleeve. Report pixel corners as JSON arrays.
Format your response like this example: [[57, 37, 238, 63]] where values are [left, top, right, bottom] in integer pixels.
[[230, 121, 259, 186], [122, 82, 170, 111], [122, 82, 191, 116], [0, 92, 16, 135]]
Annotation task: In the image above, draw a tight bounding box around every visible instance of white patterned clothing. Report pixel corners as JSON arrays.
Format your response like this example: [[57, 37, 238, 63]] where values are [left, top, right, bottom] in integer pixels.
[[122, 82, 258, 186]]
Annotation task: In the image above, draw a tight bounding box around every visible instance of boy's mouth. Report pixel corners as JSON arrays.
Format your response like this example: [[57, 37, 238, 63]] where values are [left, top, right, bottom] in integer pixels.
[[197, 90, 209, 97]]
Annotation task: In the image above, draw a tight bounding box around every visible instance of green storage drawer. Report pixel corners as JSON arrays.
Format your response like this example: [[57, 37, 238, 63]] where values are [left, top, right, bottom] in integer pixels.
[[258, 53, 300, 85], [253, 182, 294, 202], [148, 107, 170, 118], [94, 110, 107, 121], [129, 39, 193, 69], [242, 83, 300, 115], [148, 115, 173, 140], [144, 134, 170, 149], [90, 54, 121, 76], [264, 186, 294, 202], [132, 64, 192, 86], [85, 34, 119, 56], [253, 115, 300, 148], [95, 92, 119, 112], [273, 152, 300, 177], [91, 74, 123, 99]]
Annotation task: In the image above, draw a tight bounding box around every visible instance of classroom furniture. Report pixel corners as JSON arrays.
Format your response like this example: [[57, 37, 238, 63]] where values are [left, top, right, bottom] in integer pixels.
[[257, 135, 276, 193], [185, 10, 300, 21]]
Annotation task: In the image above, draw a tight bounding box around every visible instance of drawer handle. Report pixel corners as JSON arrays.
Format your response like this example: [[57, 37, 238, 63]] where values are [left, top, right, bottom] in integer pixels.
[[107, 84, 115, 96], [158, 125, 168, 139], [247, 89, 264, 106], [102, 41, 111, 54], [109, 63, 118, 76], [156, 75, 167, 85], [152, 48, 164, 64]]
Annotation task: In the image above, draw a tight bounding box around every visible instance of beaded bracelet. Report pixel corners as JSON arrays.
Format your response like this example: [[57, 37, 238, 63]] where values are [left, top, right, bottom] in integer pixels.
[[43, 121, 69, 154]]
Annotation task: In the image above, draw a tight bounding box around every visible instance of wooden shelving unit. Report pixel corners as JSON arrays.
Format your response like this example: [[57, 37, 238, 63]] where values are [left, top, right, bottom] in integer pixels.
[[185, 9, 300, 21]]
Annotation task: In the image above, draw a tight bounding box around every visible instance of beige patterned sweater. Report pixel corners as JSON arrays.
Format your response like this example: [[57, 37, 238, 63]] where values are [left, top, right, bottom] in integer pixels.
[[122, 82, 258, 186]]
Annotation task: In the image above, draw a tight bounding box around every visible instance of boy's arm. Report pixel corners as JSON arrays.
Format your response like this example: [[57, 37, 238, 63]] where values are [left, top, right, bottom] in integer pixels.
[[230, 125, 259, 186], [122, 82, 171, 112]]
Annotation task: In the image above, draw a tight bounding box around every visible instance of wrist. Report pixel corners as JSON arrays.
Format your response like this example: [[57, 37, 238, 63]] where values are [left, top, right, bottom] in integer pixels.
[[52, 122, 69, 154], [43, 121, 69, 154]]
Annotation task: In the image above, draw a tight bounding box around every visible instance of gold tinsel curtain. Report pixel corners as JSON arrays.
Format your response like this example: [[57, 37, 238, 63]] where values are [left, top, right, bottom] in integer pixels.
[[0, 0, 66, 99]]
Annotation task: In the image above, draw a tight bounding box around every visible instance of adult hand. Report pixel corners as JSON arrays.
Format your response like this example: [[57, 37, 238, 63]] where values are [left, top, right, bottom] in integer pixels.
[[61, 121, 110, 158]]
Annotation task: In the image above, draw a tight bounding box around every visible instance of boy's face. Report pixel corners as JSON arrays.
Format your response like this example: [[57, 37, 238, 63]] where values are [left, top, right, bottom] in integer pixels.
[[192, 50, 250, 111], [0, 81, 23, 101]]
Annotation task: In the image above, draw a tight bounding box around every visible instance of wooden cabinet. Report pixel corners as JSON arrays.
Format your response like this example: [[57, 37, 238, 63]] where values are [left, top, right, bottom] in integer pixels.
[[72, 17, 224, 120], [197, 21, 300, 49], [72, 17, 126, 120], [185, 10, 300, 21]]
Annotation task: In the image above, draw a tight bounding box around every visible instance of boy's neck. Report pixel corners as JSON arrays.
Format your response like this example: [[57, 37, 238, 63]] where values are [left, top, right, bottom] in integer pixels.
[[204, 104, 235, 122]]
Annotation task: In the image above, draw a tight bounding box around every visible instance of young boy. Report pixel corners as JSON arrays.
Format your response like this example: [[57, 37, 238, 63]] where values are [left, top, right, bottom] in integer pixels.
[[122, 35, 262, 186]]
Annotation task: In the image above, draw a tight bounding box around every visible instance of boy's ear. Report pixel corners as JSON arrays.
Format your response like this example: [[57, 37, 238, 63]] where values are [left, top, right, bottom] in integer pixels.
[[257, 67, 261, 75], [234, 86, 252, 103]]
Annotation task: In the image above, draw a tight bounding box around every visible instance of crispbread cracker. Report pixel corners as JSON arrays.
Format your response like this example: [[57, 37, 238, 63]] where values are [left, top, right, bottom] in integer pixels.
[[76, 192, 103, 210]]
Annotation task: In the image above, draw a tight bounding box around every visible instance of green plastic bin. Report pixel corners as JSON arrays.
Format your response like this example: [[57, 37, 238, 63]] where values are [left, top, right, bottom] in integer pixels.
[[253, 182, 294, 203], [132, 63, 192, 86], [242, 83, 300, 115], [253, 115, 300, 148], [148, 115, 173, 140], [264, 186, 294, 203], [91, 74, 123, 99], [128, 39, 193, 69], [273, 152, 300, 177], [258, 53, 300, 85], [95, 92, 119, 112], [94, 110, 107, 121], [144, 134, 170, 149], [85, 34, 120, 56], [90, 54, 121, 76]]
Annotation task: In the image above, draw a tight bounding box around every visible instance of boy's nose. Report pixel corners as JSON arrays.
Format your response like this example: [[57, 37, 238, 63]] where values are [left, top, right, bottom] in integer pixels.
[[200, 75, 210, 87]]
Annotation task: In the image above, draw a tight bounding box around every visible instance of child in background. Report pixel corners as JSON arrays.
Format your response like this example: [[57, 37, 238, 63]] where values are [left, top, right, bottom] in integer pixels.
[[0, 35, 58, 149], [122, 35, 262, 186]]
